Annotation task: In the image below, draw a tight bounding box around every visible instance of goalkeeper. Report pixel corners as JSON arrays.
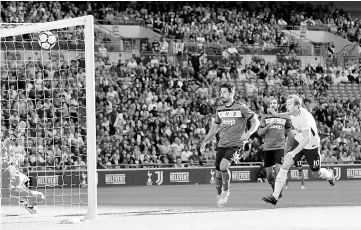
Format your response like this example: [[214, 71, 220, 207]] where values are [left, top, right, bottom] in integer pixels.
[[1, 123, 45, 214]]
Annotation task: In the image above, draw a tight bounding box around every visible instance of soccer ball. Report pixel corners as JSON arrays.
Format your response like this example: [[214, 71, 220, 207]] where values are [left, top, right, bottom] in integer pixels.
[[38, 31, 57, 50]]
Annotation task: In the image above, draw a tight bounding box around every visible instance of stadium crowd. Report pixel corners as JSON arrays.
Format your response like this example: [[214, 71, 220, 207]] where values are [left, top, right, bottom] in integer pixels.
[[1, 47, 361, 170], [0, 1, 361, 171], [1, 1, 360, 44]]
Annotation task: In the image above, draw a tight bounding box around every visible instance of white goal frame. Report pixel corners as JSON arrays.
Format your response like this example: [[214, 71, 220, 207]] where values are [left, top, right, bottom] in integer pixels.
[[0, 16, 97, 220]]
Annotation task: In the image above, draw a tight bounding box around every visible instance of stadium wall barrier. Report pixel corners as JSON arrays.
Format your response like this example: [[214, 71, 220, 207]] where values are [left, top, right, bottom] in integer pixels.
[[27, 164, 361, 188], [0, 48, 325, 70], [107, 52, 325, 69]]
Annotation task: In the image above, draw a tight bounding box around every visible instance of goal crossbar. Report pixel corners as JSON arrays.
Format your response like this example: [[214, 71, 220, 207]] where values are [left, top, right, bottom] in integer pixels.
[[0, 16, 90, 36], [0, 15, 97, 220]]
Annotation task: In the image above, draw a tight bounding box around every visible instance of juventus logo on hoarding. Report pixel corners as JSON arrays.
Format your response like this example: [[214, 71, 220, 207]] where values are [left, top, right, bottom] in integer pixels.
[[155, 171, 163, 185], [146, 171, 163, 185]]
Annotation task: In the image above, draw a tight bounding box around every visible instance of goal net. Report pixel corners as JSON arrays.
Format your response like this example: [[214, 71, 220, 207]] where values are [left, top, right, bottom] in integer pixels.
[[0, 16, 97, 220]]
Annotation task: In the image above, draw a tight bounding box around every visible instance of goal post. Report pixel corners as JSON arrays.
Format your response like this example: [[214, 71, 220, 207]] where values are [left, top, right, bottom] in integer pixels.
[[0, 15, 97, 220], [83, 16, 97, 221]]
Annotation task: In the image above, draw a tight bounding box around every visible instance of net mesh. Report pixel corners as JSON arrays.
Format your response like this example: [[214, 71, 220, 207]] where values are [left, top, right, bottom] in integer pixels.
[[1, 24, 88, 210]]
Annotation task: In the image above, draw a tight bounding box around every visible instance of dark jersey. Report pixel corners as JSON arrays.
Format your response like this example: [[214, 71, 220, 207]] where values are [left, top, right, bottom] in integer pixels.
[[215, 102, 254, 148], [260, 114, 292, 150], [152, 42, 160, 52]]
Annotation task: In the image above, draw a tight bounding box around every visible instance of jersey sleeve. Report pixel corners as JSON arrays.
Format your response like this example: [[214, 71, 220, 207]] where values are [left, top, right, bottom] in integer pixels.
[[240, 105, 254, 120], [259, 115, 266, 128], [285, 119, 292, 130], [299, 112, 311, 131], [300, 111, 318, 137], [214, 108, 221, 124]]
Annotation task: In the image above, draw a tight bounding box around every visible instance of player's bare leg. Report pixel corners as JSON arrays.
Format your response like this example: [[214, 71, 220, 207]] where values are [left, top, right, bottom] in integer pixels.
[[265, 166, 275, 190], [299, 168, 306, 189], [215, 169, 223, 205], [306, 151, 335, 186], [262, 155, 294, 205], [310, 168, 335, 186], [266, 164, 284, 199], [274, 163, 284, 198], [11, 186, 45, 214], [218, 159, 231, 207], [274, 163, 281, 179], [284, 137, 295, 191], [284, 170, 291, 190]]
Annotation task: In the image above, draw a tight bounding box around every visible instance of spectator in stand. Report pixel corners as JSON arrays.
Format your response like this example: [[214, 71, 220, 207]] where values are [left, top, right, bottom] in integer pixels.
[[245, 79, 258, 97], [98, 44, 110, 64], [187, 49, 204, 78], [245, 67, 257, 80], [151, 37, 161, 54], [315, 63, 324, 74], [174, 157, 185, 168], [265, 75, 275, 88], [181, 145, 193, 163], [187, 158, 197, 168], [170, 137, 184, 158], [304, 63, 315, 75], [159, 37, 169, 59], [127, 58, 138, 69]]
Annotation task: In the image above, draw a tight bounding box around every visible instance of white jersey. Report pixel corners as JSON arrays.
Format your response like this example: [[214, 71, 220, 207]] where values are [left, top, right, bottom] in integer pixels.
[[1, 138, 29, 188], [290, 107, 320, 149], [1, 138, 24, 167]]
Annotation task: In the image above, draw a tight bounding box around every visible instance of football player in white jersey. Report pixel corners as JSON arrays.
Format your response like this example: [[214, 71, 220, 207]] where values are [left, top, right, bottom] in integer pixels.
[[1, 127, 45, 214], [262, 95, 335, 205]]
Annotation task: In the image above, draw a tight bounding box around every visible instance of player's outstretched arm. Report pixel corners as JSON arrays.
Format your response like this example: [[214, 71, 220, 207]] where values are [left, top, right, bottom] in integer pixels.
[[267, 108, 291, 119], [285, 128, 295, 139], [250, 115, 260, 135], [200, 121, 220, 150], [245, 115, 260, 137], [276, 113, 291, 119]]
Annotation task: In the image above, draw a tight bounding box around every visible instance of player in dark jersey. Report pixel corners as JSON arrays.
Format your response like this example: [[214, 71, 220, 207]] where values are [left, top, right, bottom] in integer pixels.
[[200, 83, 260, 207], [258, 98, 292, 194], [284, 136, 306, 190]]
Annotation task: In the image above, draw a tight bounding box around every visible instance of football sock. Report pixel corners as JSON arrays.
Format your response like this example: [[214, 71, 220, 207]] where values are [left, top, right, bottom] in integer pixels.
[[215, 177, 222, 195], [267, 173, 275, 191], [299, 169, 305, 185], [272, 168, 288, 199], [284, 171, 290, 188], [221, 169, 231, 192], [318, 168, 333, 180]]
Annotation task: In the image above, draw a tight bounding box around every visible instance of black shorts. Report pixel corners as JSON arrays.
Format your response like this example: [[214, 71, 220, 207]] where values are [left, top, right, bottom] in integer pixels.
[[263, 149, 284, 167], [293, 148, 320, 171], [215, 146, 240, 170], [294, 160, 303, 168]]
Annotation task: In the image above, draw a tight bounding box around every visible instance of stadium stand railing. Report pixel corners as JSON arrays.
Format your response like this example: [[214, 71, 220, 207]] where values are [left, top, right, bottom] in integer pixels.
[[278, 24, 331, 32], [96, 160, 361, 169], [28, 160, 358, 170], [95, 18, 145, 26], [1, 33, 328, 58], [326, 55, 361, 68]]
